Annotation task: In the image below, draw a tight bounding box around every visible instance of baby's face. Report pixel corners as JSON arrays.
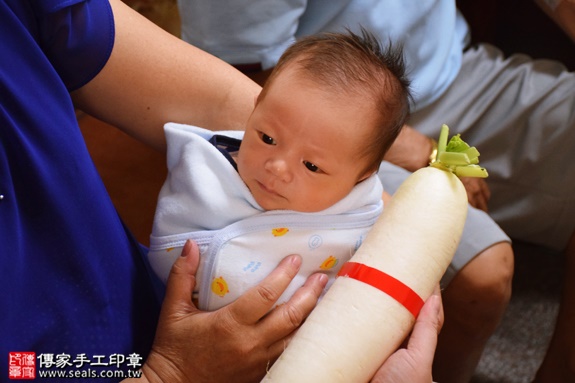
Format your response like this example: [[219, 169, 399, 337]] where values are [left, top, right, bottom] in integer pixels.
[[237, 68, 374, 212]]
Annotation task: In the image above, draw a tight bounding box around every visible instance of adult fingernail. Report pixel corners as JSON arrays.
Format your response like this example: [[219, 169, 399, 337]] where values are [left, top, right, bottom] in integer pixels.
[[288, 254, 302, 268], [317, 273, 329, 287], [181, 240, 192, 257]]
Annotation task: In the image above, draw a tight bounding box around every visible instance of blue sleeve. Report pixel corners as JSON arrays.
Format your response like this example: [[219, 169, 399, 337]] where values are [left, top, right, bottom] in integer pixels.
[[1, 1, 161, 373], [36, 0, 115, 91]]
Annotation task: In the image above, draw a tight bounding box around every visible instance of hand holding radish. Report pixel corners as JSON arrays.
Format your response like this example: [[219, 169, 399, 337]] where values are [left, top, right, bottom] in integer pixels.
[[371, 288, 444, 383]]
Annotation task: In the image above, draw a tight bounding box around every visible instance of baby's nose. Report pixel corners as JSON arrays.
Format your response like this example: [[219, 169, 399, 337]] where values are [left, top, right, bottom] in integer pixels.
[[265, 158, 292, 182]]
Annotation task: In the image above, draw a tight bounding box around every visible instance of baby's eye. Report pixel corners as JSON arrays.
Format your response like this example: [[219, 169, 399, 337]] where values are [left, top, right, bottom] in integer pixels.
[[303, 161, 320, 173], [260, 133, 277, 145]]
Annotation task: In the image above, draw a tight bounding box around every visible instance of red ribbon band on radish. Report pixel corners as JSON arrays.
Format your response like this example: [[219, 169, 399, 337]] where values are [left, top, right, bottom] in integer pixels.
[[337, 262, 424, 317]]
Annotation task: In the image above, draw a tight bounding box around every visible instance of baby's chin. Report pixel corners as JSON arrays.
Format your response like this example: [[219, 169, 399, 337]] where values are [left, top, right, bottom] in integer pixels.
[[253, 196, 290, 211], [244, 178, 332, 212], [252, 193, 298, 211], [255, 197, 328, 213]]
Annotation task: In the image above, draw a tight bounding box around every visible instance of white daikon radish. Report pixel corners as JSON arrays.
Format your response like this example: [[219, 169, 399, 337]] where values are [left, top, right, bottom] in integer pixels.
[[262, 125, 486, 383]]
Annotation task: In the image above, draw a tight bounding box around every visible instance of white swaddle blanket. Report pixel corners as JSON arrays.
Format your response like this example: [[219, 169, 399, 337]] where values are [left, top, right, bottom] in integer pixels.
[[148, 123, 383, 310]]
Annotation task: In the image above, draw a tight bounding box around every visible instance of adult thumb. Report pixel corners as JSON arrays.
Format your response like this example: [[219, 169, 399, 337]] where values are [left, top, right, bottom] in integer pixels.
[[162, 240, 201, 313]]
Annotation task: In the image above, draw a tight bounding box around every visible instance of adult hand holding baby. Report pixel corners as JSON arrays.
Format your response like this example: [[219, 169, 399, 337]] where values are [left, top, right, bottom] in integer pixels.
[[135, 240, 328, 383]]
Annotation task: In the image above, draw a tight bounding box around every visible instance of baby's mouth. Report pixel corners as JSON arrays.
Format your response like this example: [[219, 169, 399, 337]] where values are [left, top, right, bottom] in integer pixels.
[[257, 180, 282, 198]]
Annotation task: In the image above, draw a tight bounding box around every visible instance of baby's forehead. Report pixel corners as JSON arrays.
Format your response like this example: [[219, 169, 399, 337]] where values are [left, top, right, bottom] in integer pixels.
[[264, 63, 380, 132]]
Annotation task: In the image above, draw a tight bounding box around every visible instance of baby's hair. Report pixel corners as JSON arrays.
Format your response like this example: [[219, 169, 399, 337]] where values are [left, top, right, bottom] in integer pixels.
[[260, 28, 412, 177]]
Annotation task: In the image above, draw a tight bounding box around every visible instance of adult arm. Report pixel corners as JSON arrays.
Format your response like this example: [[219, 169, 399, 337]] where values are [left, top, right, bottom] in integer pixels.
[[535, 0, 575, 43], [383, 125, 434, 172], [382, 126, 490, 211], [71, 0, 261, 152], [123, 240, 328, 383]]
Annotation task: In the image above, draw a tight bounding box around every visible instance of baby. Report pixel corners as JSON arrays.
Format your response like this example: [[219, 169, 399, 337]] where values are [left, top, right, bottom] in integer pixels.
[[147, 29, 412, 309]]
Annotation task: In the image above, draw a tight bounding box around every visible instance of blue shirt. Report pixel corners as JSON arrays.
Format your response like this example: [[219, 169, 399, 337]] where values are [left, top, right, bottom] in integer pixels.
[[0, 0, 160, 380]]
